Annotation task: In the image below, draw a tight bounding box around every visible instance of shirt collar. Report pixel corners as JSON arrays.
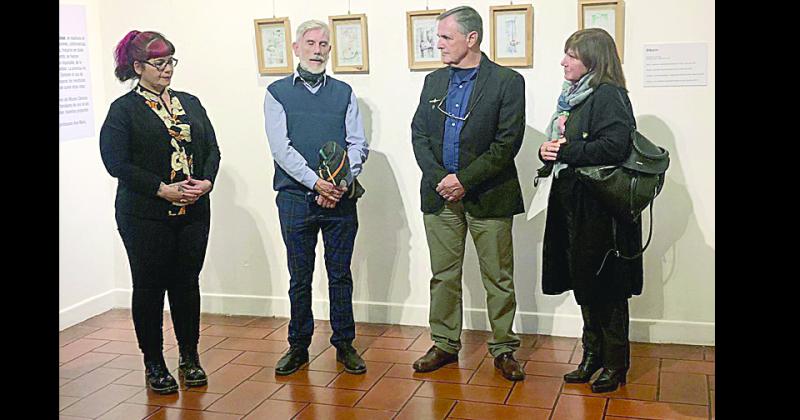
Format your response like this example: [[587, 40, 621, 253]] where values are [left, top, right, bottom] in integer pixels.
[[448, 65, 480, 85], [292, 70, 328, 88], [135, 83, 172, 101]]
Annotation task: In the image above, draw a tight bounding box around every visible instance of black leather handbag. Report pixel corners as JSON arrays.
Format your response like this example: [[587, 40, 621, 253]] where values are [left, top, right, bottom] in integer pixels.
[[574, 93, 670, 274], [574, 129, 669, 223]]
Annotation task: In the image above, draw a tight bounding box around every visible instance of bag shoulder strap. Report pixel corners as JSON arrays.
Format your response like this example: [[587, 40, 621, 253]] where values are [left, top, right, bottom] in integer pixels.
[[593, 90, 661, 275], [615, 88, 636, 130], [595, 200, 655, 276]]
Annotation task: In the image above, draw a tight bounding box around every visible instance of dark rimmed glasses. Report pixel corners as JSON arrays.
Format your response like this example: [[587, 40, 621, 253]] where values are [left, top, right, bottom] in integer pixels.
[[143, 57, 179, 72]]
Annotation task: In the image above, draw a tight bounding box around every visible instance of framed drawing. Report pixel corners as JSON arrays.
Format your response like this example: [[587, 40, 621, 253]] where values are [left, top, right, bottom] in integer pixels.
[[254, 17, 293, 75], [406, 9, 446, 70], [490, 4, 533, 67], [578, 0, 625, 61], [329, 14, 369, 73]]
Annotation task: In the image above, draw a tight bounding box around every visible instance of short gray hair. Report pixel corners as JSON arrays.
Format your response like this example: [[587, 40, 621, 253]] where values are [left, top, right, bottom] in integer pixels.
[[438, 6, 483, 44], [295, 19, 330, 41]]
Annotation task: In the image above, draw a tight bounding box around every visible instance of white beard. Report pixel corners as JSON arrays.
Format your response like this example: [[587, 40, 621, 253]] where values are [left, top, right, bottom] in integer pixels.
[[299, 60, 327, 74]]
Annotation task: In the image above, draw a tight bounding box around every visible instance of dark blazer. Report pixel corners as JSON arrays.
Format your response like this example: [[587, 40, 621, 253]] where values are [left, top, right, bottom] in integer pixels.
[[100, 89, 221, 220], [411, 53, 525, 217]]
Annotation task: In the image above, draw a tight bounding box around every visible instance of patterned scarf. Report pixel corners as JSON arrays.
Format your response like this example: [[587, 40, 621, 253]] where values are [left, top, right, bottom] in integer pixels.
[[545, 72, 595, 140], [545, 72, 594, 178], [297, 64, 325, 88]]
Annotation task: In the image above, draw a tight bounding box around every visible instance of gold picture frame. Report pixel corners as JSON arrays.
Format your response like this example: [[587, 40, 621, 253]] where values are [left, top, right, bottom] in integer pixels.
[[254, 17, 293, 75], [406, 9, 446, 70], [329, 14, 369, 73], [578, 0, 625, 61], [490, 4, 534, 67]]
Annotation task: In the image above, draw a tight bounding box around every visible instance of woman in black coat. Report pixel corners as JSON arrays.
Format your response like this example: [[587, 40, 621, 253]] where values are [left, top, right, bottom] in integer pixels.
[[538, 28, 642, 393], [100, 30, 221, 394]]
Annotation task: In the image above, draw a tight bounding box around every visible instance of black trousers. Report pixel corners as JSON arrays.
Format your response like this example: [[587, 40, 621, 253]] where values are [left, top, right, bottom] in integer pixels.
[[579, 300, 630, 370], [116, 212, 210, 361]]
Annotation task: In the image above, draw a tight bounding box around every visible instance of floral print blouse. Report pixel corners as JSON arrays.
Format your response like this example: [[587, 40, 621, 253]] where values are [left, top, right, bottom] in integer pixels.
[[134, 84, 194, 216]]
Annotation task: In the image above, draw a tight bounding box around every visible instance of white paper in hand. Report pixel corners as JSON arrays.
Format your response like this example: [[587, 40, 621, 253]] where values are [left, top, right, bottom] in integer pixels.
[[526, 173, 552, 221]]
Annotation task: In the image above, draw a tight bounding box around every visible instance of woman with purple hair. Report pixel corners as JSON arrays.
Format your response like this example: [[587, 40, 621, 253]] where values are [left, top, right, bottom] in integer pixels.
[[100, 30, 220, 394]]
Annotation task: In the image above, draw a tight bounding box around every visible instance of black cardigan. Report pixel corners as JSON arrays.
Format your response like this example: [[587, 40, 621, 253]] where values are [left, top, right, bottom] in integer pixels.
[[99, 89, 221, 220], [411, 53, 526, 217]]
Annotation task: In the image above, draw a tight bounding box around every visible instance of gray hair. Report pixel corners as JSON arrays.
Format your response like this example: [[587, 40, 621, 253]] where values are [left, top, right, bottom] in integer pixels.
[[438, 6, 483, 44], [295, 19, 330, 41]]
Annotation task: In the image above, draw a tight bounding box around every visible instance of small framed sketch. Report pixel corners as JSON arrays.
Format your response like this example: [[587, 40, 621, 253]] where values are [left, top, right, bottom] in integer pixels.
[[329, 14, 369, 73], [254, 17, 293, 75], [578, 0, 625, 61], [406, 9, 446, 70], [490, 4, 534, 67]]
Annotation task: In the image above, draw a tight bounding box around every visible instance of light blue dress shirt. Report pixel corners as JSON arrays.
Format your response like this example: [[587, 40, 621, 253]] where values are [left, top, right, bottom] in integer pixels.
[[263, 71, 368, 190]]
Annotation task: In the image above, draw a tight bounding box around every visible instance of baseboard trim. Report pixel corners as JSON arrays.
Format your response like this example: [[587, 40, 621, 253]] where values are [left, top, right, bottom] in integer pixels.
[[103, 289, 714, 345], [59, 289, 117, 330]]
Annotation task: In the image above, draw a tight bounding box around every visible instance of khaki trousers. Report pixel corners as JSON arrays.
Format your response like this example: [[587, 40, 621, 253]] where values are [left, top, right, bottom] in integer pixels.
[[423, 202, 521, 357]]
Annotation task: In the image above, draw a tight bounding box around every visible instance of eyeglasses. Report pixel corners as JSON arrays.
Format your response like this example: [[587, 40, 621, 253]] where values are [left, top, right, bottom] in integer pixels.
[[142, 57, 179, 71], [433, 90, 483, 122], [435, 96, 470, 122]]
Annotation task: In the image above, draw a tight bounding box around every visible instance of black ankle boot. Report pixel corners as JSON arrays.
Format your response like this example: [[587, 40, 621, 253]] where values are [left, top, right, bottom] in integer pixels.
[[144, 359, 178, 394], [564, 352, 603, 383], [179, 350, 208, 387], [275, 346, 309, 376], [591, 367, 627, 393], [336, 344, 366, 374]]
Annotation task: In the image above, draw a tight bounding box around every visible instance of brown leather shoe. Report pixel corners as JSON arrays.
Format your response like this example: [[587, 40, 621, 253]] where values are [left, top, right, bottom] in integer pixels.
[[413, 346, 458, 372], [494, 352, 525, 381]]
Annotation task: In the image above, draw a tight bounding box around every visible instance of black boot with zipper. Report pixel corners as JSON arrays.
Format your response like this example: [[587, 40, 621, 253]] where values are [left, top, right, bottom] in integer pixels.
[[591, 300, 630, 393], [564, 351, 603, 383], [566, 304, 604, 383], [591, 367, 627, 393]]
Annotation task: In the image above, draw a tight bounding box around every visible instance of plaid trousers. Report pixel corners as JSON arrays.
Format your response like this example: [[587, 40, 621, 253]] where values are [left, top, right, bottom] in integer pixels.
[[276, 190, 358, 349]]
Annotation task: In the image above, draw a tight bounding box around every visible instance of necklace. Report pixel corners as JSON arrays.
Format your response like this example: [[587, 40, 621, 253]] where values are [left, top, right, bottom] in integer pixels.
[[138, 84, 173, 115]]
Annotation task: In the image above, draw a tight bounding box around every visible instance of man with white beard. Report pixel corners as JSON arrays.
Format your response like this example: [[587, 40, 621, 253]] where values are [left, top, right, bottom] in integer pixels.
[[263, 19, 369, 376]]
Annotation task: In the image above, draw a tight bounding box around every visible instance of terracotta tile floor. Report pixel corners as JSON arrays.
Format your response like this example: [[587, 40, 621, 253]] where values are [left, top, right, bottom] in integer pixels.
[[59, 309, 715, 419]]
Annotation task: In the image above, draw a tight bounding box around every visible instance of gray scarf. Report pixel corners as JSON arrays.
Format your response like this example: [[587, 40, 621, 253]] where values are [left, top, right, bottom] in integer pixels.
[[546, 72, 594, 177]]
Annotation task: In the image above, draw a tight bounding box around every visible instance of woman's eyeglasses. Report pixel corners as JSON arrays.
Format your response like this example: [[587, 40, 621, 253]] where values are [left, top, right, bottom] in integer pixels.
[[143, 57, 179, 71]]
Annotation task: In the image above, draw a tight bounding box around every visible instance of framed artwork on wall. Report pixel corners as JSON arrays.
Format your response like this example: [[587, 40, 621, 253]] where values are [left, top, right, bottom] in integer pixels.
[[489, 4, 534, 67], [578, 0, 625, 61], [329, 14, 369, 73], [254, 17, 293, 75], [406, 9, 446, 70]]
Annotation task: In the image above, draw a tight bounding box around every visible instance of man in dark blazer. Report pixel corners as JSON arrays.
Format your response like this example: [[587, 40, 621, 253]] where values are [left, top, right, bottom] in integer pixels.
[[410, 5, 526, 381]]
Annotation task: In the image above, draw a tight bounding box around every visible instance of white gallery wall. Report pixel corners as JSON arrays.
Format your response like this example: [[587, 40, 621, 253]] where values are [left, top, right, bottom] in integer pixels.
[[59, 0, 715, 344]]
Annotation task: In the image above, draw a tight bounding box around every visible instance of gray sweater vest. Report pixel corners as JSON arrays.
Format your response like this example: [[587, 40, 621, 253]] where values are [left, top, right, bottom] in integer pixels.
[[267, 76, 351, 192]]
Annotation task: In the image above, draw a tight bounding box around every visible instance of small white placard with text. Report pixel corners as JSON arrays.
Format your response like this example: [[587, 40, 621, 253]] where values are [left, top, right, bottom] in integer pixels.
[[643, 43, 707, 88]]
